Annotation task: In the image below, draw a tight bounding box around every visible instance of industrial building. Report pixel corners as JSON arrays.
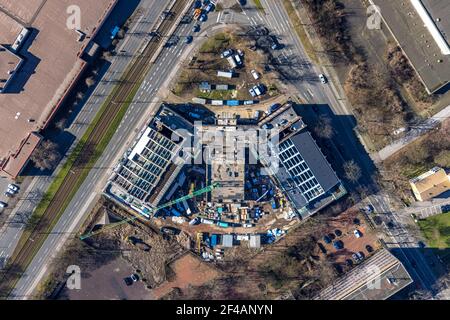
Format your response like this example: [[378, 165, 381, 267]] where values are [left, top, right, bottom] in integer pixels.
[[106, 104, 194, 217], [372, 0, 450, 93], [0, 0, 119, 178]]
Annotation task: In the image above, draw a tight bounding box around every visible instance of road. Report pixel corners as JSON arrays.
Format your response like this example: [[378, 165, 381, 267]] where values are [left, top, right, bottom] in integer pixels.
[[376, 104, 450, 161], [366, 194, 439, 292], [0, 0, 169, 270], [8, 0, 227, 299]]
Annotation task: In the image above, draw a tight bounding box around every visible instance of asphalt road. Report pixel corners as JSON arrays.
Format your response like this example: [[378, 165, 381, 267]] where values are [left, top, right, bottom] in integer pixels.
[[366, 194, 438, 292], [0, 0, 171, 270], [9, 0, 221, 299]]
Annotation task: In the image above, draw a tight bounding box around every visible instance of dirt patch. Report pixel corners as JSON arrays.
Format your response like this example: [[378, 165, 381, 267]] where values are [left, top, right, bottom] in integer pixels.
[[172, 29, 280, 101], [152, 252, 220, 299]]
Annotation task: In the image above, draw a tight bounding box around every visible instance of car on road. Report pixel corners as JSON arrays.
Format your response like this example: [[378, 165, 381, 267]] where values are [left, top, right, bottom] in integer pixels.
[[205, 2, 215, 12], [323, 235, 332, 244], [0, 201, 7, 208], [353, 229, 362, 238], [185, 35, 193, 44], [193, 24, 200, 32], [199, 13, 207, 22], [334, 264, 343, 274], [319, 73, 327, 84], [269, 36, 281, 50], [7, 184, 19, 193], [333, 240, 344, 250]]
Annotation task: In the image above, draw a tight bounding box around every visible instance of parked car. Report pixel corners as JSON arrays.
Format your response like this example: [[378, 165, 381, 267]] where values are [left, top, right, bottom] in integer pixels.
[[323, 235, 332, 244], [365, 245, 373, 253], [345, 259, 353, 267], [353, 218, 361, 226], [220, 49, 233, 58], [373, 215, 383, 226], [130, 274, 139, 282], [205, 2, 215, 12], [364, 204, 374, 213], [124, 277, 133, 286], [352, 253, 360, 262], [333, 240, 344, 250], [251, 69, 260, 80], [7, 184, 19, 193], [269, 36, 280, 50], [185, 35, 193, 44], [4, 191, 14, 198], [334, 229, 342, 237], [418, 241, 426, 248], [319, 73, 327, 84], [0, 201, 7, 208], [318, 242, 327, 254], [261, 123, 273, 130], [353, 229, 362, 238], [327, 233, 336, 240], [193, 24, 200, 32], [199, 13, 207, 22], [242, 223, 253, 228], [269, 103, 281, 114]]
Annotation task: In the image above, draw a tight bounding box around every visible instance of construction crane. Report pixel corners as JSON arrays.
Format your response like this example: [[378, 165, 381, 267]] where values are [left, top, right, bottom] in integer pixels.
[[79, 182, 219, 240]]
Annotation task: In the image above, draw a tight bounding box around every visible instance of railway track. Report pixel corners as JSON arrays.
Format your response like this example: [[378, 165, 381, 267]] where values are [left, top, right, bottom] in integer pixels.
[[0, 0, 187, 298]]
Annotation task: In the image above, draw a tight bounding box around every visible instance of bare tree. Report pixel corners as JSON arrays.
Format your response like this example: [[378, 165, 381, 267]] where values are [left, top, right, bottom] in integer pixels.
[[30, 140, 61, 171], [85, 76, 95, 87], [54, 118, 67, 131], [343, 160, 362, 183], [314, 115, 334, 139]]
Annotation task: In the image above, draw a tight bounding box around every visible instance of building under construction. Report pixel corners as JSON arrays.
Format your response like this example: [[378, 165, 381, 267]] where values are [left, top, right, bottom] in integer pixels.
[[105, 104, 194, 217]]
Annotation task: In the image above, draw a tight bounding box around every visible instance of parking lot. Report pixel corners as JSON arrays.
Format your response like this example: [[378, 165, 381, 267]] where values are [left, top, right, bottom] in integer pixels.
[[316, 210, 381, 274], [0, 177, 14, 210]]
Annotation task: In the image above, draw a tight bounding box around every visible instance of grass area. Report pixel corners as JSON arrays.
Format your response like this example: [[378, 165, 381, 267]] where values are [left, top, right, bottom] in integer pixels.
[[418, 213, 450, 249], [281, 0, 319, 64], [199, 32, 231, 53], [253, 0, 265, 13], [196, 89, 236, 100]]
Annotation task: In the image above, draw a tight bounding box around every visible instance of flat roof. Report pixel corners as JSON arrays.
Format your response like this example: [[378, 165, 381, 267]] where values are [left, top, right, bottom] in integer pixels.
[[421, 0, 450, 45], [0, 45, 22, 90], [373, 0, 450, 93], [314, 249, 413, 300], [0, 0, 117, 175]]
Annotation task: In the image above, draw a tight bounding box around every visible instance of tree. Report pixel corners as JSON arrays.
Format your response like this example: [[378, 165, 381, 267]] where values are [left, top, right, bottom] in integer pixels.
[[434, 151, 450, 168], [85, 76, 95, 87], [30, 140, 60, 171], [314, 115, 334, 139], [343, 160, 362, 183]]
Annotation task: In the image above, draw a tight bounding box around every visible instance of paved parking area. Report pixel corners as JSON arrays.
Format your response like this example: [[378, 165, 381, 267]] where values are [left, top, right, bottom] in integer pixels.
[[0, 176, 12, 206]]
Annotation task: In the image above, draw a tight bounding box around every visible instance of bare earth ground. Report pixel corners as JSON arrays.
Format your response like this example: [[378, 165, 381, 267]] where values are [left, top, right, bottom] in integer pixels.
[[151, 252, 220, 299]]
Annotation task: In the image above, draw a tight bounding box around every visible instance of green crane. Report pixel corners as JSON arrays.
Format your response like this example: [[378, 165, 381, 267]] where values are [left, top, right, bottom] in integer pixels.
[[79, 182, 219, 240]]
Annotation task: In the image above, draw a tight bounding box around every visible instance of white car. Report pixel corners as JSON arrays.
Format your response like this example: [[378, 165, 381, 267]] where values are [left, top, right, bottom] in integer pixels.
[[242, 223, 253, 228], [319, 73, 327, 84], [251, 69, 260, 80], [0, 201, 7, 208], [353, 229, 362, 238], [7, 184, 19, 193]]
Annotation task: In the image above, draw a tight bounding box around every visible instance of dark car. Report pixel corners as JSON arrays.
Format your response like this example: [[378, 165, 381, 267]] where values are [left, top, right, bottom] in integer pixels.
[[328, 233, 336, 240], [269, 36, 281, 50], [358, 251, 365, 259], [418, 241, 426, 248], [193, 24, 200, 32], [124, 277, 133, 286], [323, 235, 332, 244], [345, 259, 353, 267], [334, 229, 342, 237], [239, 0, 247, 5], [160, 226, 180, 236], [365, 245, 374, 253], [441, 204, 450, 213], [317, 242, 327, 254], [353, 218, 361, 226], [269, 103, 281, 114], [373, 215, 383, 226], [185, 35, 193, 44], [387, 221, 395, 230], [333, 240, 344, 250], [333, 264, 343, 275]]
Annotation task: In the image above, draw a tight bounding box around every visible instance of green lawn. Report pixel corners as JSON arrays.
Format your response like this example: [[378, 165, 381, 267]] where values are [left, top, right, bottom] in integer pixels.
[[418, 212, 450, 249]]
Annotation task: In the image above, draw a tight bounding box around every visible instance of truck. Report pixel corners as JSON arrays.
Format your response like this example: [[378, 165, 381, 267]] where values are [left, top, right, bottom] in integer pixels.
[[217, 70, 234, 78], [227, 56, 237, 69], [217, 221, 229, 228]]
